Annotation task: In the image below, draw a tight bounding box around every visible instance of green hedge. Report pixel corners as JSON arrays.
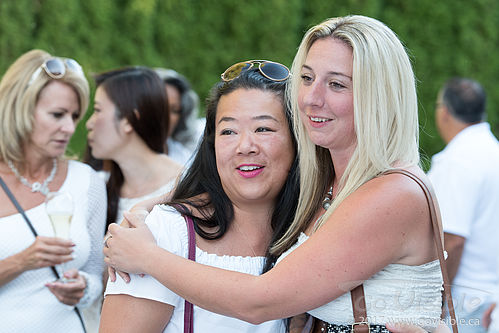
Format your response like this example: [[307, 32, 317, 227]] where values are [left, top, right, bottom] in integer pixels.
[[1, 0, 498, 168]]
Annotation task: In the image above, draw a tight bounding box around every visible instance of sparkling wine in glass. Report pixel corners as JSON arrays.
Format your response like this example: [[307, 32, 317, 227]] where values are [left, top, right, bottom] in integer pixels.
[[45, 191, 75, 283]]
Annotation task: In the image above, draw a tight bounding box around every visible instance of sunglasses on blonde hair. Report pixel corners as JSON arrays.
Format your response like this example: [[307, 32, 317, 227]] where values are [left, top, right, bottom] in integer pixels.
[[221, 60, 290, 82], [29, 57, 84, 85]]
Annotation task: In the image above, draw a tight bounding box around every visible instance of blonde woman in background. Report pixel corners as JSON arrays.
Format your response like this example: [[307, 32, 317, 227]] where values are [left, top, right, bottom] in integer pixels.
[[0, 49, 106, 332]]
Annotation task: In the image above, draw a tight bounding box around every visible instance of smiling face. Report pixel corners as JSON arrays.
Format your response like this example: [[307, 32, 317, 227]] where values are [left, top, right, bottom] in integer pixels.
[[215, 88, 294, 206], [86, 86, 126, 159], [28, 80, 80, 158], [298, 37, 355, 153]]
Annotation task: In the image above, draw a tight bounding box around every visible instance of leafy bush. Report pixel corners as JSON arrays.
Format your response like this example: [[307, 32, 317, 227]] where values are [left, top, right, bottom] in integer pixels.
[[1, 0, 497, 166]]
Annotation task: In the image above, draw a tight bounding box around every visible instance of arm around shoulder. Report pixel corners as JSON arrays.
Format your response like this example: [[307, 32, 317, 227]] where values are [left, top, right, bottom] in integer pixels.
[[131, 173, 437, 324]]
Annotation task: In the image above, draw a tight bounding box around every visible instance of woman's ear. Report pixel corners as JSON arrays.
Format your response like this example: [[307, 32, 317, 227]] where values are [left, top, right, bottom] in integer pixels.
[[120, 109, 140, 134], [440, 104, 452, 122], [120, 117, 134, 134]]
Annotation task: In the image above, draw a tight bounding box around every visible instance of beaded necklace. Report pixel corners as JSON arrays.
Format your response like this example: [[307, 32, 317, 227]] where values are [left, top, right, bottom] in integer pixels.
[[7, 158, 57, 196]]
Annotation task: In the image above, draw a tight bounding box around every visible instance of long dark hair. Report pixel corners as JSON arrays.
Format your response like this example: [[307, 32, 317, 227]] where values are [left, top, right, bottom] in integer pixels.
[[93, 66, 169, 227], [167, 68, 300, 272]]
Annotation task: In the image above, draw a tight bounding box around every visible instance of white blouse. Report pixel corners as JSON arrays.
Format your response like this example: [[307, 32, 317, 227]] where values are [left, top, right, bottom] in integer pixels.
[[106, 205, 286, 333]]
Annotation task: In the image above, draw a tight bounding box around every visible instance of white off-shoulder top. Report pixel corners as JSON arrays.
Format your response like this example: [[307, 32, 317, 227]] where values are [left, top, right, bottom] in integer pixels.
[[276, 232, 444, 332], [106, 205, 286, 333]]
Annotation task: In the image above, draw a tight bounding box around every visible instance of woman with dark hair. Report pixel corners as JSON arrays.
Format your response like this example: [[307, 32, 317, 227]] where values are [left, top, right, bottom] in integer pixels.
[[100, 62, 299, 332], [84, 67, 183, 331], [86, 66, 183, 228], [155, 68, 203, 165]]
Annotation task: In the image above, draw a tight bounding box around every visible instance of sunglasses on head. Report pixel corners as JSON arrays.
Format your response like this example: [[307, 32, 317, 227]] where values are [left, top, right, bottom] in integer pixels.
[[221, 60, 290, 82], [29, 57, 84, 85]]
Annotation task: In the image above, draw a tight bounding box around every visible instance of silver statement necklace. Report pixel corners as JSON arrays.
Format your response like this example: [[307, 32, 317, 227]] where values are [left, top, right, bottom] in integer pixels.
[[322, 186, 334, 210], [7, 158, 57, 196]]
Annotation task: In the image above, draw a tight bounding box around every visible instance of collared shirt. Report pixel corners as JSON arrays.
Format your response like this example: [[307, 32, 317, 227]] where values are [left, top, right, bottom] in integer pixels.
[[428, 122, 499, 301]]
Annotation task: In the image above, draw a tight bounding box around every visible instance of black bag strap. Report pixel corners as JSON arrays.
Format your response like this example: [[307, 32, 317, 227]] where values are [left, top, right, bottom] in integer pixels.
[[0, 176, 38, 236], [0, 176, 87, 333]]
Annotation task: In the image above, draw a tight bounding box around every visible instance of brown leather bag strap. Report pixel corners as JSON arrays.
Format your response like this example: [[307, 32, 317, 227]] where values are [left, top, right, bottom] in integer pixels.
[[350, 284, 369, 333], [382, 169, 458, 333], [314, 168, 458, 333]]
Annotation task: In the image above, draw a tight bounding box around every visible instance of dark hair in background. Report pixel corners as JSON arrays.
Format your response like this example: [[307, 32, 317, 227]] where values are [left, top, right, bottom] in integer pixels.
[[442, 77, 487, 124], [91, 66, 169, 227], [155, 68, 200, 149], [167, 68, 300, 273]]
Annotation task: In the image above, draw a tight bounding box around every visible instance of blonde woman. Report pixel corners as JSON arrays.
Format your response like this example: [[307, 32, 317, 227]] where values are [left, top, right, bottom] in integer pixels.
[[0, 49, 106, 332], [105, 16, 447, 332]]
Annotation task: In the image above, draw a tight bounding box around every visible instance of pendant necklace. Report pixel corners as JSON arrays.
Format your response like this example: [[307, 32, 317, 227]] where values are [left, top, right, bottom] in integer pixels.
[[322, 185, 334, 210], [7, 158, 57, 196], [313, 185, 334, 229]]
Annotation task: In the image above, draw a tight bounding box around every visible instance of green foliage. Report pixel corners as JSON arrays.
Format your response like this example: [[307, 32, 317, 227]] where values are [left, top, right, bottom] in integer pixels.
[[1, 0, 498, 166], [0, 0, 37, 60]]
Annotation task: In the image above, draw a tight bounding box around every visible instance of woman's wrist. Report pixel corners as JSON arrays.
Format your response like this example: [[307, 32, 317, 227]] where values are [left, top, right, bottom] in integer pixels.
[[140, 242, 162, 276], [76, 271, 91, 306]]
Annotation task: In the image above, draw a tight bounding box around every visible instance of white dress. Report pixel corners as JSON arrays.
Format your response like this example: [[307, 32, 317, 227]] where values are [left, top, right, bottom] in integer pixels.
[[276, 233, 444, 332], [167, 139, 194, 166], [115, 180, 175, 225], [105, 205, 286, 333], [0, 160, 107, 333], [82, 180, 176, 332]]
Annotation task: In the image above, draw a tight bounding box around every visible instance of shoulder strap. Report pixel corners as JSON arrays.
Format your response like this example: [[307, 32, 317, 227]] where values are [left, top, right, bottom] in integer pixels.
[[0, 176, 87, 333], [0, 176, 39, 236], [350, 284, 369, 333], [183, 214, 195, 333], [381, 168, 458, 333], [350, 169, 458, 333]]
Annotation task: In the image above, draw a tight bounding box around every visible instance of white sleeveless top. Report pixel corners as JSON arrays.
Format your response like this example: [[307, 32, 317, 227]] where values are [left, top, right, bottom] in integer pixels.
[[276, 232, 443, 331]]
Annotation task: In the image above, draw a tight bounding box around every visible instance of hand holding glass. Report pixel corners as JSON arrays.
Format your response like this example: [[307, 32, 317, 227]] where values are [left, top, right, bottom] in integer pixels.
[[45, 191, 75, 283]]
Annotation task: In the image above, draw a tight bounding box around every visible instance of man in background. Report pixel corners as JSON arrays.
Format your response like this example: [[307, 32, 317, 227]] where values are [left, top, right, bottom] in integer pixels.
[[428, 77, 499, 332]]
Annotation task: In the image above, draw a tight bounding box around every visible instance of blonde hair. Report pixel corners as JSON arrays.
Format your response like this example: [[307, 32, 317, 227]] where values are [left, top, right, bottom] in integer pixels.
[[0, 49, 89, 165], [271, 15, 420, 255]]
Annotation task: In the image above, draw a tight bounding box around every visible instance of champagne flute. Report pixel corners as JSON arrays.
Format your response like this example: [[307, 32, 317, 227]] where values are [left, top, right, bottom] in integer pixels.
[[45, 191, 74, 283]]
